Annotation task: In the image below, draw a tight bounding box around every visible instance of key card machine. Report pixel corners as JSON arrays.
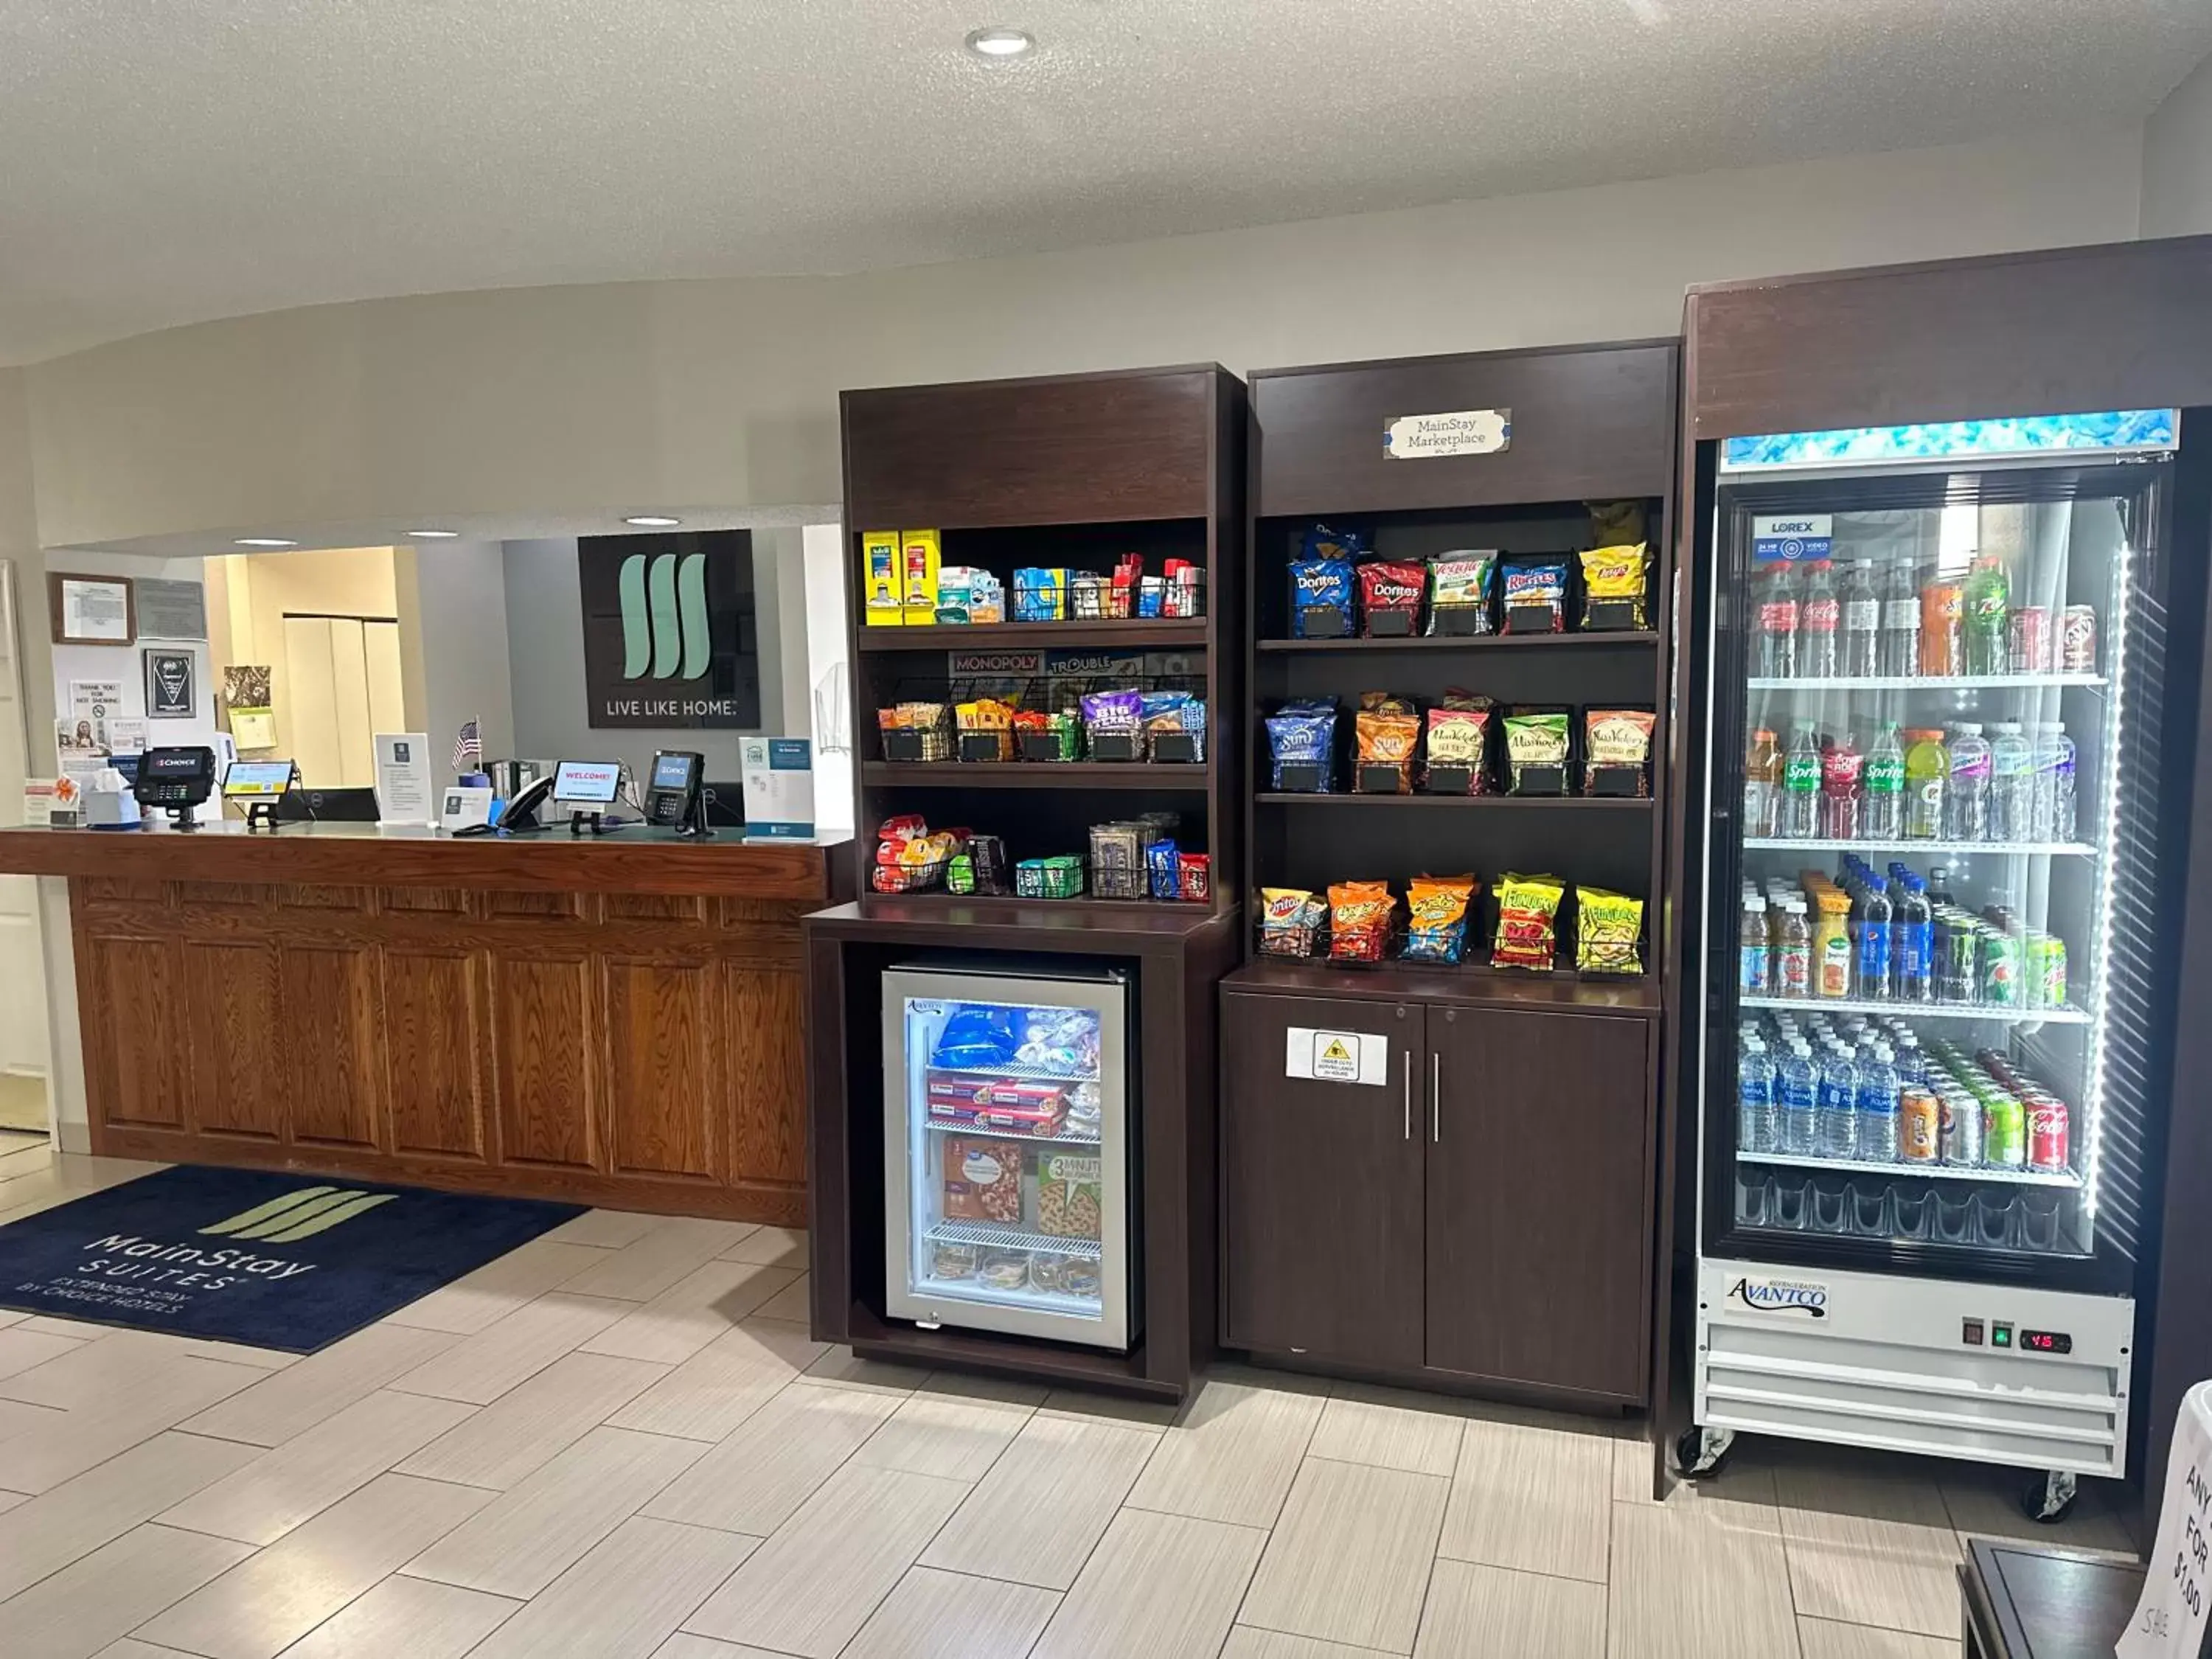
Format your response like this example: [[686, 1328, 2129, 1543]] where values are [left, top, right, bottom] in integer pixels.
[[133, 745, 218, 830], [644, 750, 709, 836]]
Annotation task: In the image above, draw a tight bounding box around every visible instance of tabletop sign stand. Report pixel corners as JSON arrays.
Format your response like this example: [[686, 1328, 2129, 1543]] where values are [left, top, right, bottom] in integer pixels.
[[2118, 1379, 2212, 1659], [568, 809, 622, 837]]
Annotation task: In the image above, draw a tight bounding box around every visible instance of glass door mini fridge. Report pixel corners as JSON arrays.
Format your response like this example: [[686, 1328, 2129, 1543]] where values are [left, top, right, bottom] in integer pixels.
[[882, 963, 1136, 1349], [1683, 410, 2192, 1520]]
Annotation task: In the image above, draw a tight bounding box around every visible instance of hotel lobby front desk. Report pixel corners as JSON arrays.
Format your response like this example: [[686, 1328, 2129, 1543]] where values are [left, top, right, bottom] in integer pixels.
[[0, 823, 852, 1224]]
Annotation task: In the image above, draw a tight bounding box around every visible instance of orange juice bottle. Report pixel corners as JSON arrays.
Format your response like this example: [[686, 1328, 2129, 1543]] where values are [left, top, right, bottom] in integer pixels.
[[1813, 889, 1854, 998]]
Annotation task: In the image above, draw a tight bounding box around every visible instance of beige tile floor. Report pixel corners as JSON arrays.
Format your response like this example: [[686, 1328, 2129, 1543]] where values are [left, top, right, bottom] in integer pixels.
[[0, 1147, 2146, 1658]]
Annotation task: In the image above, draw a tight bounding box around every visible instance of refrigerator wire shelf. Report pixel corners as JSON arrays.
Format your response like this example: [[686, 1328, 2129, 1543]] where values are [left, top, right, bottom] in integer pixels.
[[926, 1218, 1105, 1259], [922, 1116, 1102, 1147], [1739, 994, 2089, 1025], [1745, 673, 2107, 692], [926, 1060, 1100, 1085], [1744, 838, 2096, 856], [1736, 1150, 2083, 1189]]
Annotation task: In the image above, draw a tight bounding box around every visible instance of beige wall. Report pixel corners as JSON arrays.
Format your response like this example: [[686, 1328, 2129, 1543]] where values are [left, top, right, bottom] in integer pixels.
[[205, 544, 404, 759], [2144, 53, 2212, 236], [22, 124, 2147, 552]]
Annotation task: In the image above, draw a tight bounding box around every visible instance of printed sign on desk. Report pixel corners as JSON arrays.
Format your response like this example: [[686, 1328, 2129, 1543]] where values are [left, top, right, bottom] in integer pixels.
[[373, 732, 435, 826], [2119, 1378, 2212, 1658], [742, 737, 814, 839]]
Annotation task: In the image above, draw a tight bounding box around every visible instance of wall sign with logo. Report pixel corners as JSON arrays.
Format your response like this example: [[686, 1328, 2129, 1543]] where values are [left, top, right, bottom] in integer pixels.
[[580, 530, 761, 729], [1751, 513, 1834, 565], [144, 649, 197, 717], [1384, 408, 1511, 459]]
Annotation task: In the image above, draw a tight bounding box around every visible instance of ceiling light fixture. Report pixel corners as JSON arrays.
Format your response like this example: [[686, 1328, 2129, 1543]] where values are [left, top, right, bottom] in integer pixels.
[[408, 529, 460, 539], [234, 538, 297, 548], [964, 25, 1034, 59], [624, 515, 683, 528]]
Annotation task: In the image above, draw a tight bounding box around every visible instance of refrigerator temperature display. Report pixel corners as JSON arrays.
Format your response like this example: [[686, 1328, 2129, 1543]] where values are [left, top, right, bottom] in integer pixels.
[[2020, 1329, 2073, 1354]]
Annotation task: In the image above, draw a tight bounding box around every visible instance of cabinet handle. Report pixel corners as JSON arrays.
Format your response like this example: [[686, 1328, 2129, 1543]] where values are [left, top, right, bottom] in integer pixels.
[[1431, 1051, 1441, 1142], [1402, 1056, 1411, 1140]]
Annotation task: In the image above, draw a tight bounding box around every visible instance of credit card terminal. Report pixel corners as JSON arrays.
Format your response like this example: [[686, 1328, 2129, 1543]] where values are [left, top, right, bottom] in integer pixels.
[[133, 746, 218, 830], [644, 751, 708, 835]]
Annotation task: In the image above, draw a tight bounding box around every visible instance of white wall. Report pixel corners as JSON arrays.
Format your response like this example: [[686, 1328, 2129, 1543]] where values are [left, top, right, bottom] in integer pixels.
[[44, 550, 223, 763], [403, 540, 515, 770], [22, 125, 2147, 552], [2144, 53, 2212, 236]]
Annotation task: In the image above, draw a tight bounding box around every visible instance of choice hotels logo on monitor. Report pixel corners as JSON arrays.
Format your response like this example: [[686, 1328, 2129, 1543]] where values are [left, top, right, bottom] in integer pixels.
[[577, 529, 762, 730]]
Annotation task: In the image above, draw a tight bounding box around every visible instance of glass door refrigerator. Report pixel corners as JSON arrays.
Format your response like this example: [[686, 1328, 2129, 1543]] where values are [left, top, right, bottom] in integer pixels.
[[882, 963, 1136, 1350], [1683, 411, 2186, 1522]]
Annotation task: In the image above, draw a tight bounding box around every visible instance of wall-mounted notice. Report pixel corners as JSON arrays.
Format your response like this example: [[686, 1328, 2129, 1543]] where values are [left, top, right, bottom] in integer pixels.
[[144, 649, 196, 717], [1384, 408, 1511, 459], [135, 579, 209, 641]]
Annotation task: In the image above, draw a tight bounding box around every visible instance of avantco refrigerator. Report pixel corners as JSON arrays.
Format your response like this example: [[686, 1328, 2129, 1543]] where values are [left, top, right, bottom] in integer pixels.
[[1680, 410, 2192, 1522], [882, 962, 1138, 1349]]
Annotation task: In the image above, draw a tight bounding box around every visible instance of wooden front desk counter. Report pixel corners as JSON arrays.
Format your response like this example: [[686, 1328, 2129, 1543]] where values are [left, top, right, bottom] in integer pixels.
[[0, 821, 853, 1224]]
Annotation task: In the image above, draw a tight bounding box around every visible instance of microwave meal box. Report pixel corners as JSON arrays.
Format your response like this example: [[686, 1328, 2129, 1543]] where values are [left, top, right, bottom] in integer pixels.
[[925, 1078, 1069, 1135], [863, 530, 903, 627]]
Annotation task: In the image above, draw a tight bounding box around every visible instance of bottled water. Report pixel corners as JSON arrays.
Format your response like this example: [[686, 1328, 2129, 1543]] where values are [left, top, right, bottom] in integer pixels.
[[2034, 723, 2078, 842], [1893, 1032, 1927, 1088], [1778, 1041, 1820, 1155], [1948, 723, 1992, 841], [1817, 1044, 1859, 1159], [1855, 1043, 1900, 1161], [1989, 721, 2034, 843], [1738, 1037, 1778, 1154]]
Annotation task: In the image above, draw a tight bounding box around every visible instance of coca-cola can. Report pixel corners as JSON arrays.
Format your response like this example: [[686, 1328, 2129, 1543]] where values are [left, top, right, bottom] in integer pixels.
[[2008, 606, 2051, 674], [2026, 1095, 2070, 1172], [2060, 605, 2098, 674]]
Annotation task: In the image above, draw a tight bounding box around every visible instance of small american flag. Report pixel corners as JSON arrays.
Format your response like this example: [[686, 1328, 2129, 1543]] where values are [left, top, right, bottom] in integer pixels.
[[451, 719, 481, 769]]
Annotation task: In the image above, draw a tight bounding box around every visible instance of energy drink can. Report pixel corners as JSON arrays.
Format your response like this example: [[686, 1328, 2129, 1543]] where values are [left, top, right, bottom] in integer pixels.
[[1984, 1093, 2027, 1169], [2026, 1094, 2070, 1172], [1899, 1088, 1941, 1162], [1937, 917, 1980, 1004], [1940, 1088, 1984, 1166], [1980, 929, 2023, 1006]]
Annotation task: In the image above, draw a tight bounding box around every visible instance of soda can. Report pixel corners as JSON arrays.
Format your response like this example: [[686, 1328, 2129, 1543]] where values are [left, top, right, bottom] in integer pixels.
[[2008, 606, 2052, 674], [1984, 1093, 2028, 1168], [1980, 929, 2022, 1006], [1937, 919, 1979, 1004], [1899, 1088, 1941, 1162], [1940, 1089, 1985, 1166], [2060, 605, 2098, 674], [2026, 932, 2068, 1010], [2027, 1095, 2070, 1172]]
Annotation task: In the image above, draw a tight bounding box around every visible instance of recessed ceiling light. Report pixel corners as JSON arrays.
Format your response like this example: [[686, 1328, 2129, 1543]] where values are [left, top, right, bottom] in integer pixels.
[[624, 515, 683, 527], [964, 25, 1034, 59], [233, 538, 297, 548], [408, 529, 460, 539]]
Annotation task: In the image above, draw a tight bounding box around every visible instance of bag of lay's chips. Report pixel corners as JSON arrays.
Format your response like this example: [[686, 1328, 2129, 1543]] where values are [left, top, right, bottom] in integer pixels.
[[1579, 543, 1651, 630]]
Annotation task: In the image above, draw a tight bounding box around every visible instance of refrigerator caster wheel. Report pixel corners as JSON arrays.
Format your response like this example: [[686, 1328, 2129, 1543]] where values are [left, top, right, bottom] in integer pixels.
[[2023, 1470, 2078, 1524], [1674, 1426, 1734, 1479]]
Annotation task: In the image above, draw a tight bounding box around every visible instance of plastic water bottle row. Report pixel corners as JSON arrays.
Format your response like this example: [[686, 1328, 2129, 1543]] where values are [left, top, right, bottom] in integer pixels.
[[1745, 719, 2076, 844]]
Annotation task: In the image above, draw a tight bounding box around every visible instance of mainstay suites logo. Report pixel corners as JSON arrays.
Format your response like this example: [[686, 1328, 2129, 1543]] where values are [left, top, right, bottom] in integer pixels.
[[75, 1185, 394, 1293], [577, 529, 762, 729]]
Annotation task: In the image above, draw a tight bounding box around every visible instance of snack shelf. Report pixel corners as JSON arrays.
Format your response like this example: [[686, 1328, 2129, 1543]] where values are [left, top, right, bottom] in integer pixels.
[[864, 761, 1210, 789], [925, 1218, 1105, 1259], [858, 619, 1208, 653], [1739, 993, 2088, 1025], [926, 1060, 1099, 1085], [1745, 672, 2107, 692], [1255, 793, 1652, 809], [923, 1119, 1102, 1147], [1743, 838, 2095, 857], [1738, 1150, 2082, 1189], [1236, 952, 1659, 1011], [1256, 630, 1659, 653]]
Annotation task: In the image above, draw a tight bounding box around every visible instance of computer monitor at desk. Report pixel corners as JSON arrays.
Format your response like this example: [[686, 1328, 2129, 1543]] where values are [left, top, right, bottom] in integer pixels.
[[274, 787, 380, 823]]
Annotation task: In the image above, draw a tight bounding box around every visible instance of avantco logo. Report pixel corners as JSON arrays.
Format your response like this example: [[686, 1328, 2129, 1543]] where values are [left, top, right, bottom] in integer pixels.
[[617, 552, 712, 681], [1727, 1275, 1829, 1318]]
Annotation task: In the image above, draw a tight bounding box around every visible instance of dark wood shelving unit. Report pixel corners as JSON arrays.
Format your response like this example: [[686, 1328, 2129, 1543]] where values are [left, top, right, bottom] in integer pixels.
[[806, 364, 1248, 1403], [1219, 338, 1680, 1415]]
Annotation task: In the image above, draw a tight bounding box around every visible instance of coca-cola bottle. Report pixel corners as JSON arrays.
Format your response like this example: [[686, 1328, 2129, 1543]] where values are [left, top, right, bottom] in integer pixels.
[[1798, 560, 1840, 679], [1756, 564, 1798, 679]]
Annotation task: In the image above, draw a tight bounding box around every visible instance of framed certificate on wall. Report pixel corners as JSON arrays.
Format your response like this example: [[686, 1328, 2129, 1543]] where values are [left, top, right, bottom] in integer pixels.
[[49, 574, 136, 644]]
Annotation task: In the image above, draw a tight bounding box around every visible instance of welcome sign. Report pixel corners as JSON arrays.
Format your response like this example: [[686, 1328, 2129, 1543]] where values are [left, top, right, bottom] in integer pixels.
[[0, 1167, 579, 1351], [579, 529, 762, 729]]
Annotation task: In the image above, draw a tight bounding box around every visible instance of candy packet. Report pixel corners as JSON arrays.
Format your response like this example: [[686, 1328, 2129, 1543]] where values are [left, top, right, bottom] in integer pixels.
[[1579, 543, 1651, 630], [1403, 874, 1478, 964], [1575, 886, 1646, 975], [1500, 557, 1570, 634], [1327, 880, 1395, 962]]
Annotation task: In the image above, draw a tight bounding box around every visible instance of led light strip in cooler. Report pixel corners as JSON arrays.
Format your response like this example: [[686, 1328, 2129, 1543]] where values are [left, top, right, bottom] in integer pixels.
[[2081, 535, 2134, 1222]]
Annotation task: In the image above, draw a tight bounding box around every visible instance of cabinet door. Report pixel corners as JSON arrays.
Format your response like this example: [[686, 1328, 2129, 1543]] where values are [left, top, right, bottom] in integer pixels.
[[1425, 1004, 1653, 1399], [1222, 991, 1425, 1369]]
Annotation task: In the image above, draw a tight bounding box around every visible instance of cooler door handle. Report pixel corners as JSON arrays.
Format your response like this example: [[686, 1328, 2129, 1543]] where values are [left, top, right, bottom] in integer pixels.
[[1432, 1051, 1441, 1142], [1402, 1055, 1411, 1141]]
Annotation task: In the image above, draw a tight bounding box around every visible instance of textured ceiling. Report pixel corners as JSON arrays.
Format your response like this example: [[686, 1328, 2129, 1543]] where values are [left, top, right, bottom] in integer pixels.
[[3, 0, 2208, 366]]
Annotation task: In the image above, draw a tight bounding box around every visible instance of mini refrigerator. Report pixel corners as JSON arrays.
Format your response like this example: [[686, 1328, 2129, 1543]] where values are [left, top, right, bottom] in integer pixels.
[[882, 962, 1137, 1349]]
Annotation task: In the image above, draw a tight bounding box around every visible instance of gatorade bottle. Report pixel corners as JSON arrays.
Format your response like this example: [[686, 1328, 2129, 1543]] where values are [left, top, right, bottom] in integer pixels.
[[1893, 874, 1934, 1004], [1964, 554, 2011, 676], [1863, 723, 1905, 840], [1948, 723, 1992, 842], [1782, 722, 1823, 838], [1857, 875, 1893, 1000], [1820, 731, 1864, 841], [1799, 560, 1841, 679], [1903, 728, 1950, 840], [1756, 566, 1798, 679], [1745, 728, 1783, 839]]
